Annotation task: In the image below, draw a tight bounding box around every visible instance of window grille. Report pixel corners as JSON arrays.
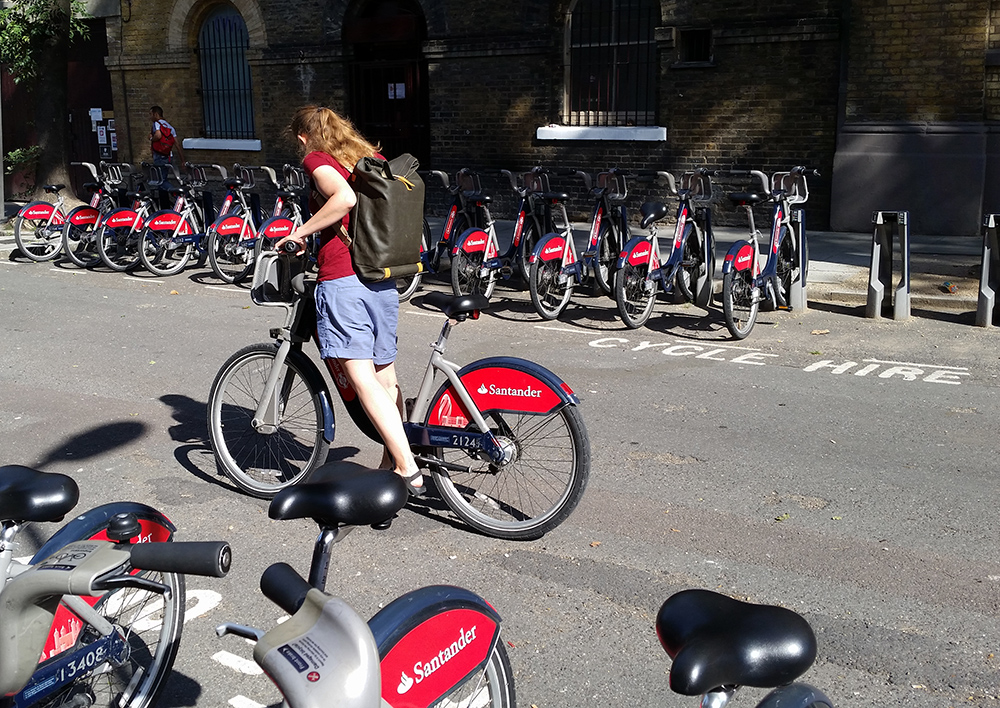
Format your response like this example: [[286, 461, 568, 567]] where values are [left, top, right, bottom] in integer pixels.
[[677, 28, 712, 64], [565, 0, 659, 126], [197, 6, 255, 139]]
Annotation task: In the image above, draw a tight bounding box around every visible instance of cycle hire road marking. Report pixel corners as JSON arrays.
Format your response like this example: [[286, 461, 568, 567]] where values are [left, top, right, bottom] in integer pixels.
[[586, 336, 970, 384], [589, 336, 777, 366], [803, 357, 970, 384]]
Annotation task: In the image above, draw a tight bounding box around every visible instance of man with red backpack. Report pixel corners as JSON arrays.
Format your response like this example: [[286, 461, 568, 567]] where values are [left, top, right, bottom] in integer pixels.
[[150, 105, 184, 206]]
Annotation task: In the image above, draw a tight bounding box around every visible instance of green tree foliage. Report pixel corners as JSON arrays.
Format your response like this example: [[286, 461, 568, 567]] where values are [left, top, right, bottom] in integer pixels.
[[0, 0, 90, 82]]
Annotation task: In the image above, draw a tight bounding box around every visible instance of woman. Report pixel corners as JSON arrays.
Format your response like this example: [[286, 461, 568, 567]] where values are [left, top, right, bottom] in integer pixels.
[[277, 106, 423, 495]]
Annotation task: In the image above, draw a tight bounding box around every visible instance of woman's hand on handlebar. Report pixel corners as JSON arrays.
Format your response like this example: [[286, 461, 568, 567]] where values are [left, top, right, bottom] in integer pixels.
[[275, 229, 308, 256]]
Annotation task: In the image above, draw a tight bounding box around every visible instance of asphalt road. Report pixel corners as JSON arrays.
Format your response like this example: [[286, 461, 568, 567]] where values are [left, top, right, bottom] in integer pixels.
[[1, 258, 998, 708]]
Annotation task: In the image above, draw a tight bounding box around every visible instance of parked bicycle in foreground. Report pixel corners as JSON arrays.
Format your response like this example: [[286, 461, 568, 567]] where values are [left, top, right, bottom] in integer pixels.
[[218, 462, 515, 708], [658, 588, 833, 708], [719, 167, 816, 340], [0, 464, 231, 708], [614, 169, 716, 329], [206, 247, 590, 540]]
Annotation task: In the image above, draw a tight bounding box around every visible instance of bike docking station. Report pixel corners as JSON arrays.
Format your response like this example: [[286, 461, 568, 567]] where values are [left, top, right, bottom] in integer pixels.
[[976, 213, 1000, 326], [789, 209, 808, 311], [866, 210, 911, 320]]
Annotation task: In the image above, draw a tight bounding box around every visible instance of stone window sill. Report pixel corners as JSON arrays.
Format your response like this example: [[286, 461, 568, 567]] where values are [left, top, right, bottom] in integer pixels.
[[535, 125, 666, 141]]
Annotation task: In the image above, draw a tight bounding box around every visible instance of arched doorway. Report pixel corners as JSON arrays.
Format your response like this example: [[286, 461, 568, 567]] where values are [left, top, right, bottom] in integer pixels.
[[344, 0, 429, 165]]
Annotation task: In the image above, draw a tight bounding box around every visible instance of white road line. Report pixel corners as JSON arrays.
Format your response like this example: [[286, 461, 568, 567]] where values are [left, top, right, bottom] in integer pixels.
[[123, 276, 163, 284], [229, 696, 265, 708], [48, 268, 87, 275], [204, 285, 244, 293], [534, 325, 589, 334], [406, 310, 447, 318], [863, 358, 968, 371], [212, 650, 263, 675]]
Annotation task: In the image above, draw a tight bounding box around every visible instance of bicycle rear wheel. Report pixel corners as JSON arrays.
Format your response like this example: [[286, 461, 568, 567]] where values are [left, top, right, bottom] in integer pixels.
[[430, 641, 515, 708], [62, 221, 102, 268], [722, 268, 759, 339], [207, 343, 329, 498], [97, 223, 142, 272], [428, 404, 590, 541], [139, 228, 193, 276], [397, 220, 429, 302], [451, 244, 496, 298], [208, 224, 255, 283], [529, 234, 574, 320], [39, 571, 185, 708], [14, 212, 63, 262], [614, 258, 656, 329]]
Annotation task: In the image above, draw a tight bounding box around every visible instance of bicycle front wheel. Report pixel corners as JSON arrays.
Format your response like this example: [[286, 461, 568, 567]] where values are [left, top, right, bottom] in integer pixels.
[[674, 223, 702, 303], [516, 218, 539, 284], [429, 404, 590, 541], [775, 226, 795, 308], [593, 220, 620, 296], [14, 211, 63, 262], [62, 221, 102, 268], [430, 641, 515, 708], [39, 571, 185, 708], [722, 268, 759, 339], [614, 259, 656, 329], [208, 225, 255, 283], [207, 343, 330, 498], [451, 245, 496, 298]]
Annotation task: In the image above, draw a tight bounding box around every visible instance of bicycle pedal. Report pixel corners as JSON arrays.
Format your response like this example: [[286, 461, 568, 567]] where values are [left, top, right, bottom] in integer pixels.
[[776, 304, 793, 311], [500, 265, 513, 279]]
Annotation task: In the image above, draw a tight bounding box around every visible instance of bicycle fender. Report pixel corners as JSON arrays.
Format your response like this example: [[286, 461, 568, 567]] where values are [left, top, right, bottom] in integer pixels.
[[616, 234, 654, 269], [451, 227, 488, 256], [29, 503, 176, 666], [65, 205, 100, 227], [102, 207, 143, 230], [211, 213, 247, 235], [368, 585, 502, 708], [755, 682, 834, 708], [722, 240, 754, 274], [259, 215, 295, 242], [426, 356, 579, 427], [146, 209, 193, 234], [30, 502, 175, 563], [19, 200, 65, 225], [532, 232, 565, 263]]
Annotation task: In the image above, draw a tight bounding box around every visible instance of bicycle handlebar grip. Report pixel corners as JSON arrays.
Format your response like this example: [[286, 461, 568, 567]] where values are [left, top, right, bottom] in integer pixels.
[[260, 562, 313, 615], [129, 541, 232, 578], [281, 240, 301, 254]]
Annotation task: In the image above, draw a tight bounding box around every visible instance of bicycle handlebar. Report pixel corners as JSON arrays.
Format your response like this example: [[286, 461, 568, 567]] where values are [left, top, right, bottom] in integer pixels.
[[129, 541, 232, 578]]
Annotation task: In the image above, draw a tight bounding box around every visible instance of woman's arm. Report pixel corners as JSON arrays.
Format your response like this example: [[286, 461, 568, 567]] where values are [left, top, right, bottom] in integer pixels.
[[278, 162, 356, 253]]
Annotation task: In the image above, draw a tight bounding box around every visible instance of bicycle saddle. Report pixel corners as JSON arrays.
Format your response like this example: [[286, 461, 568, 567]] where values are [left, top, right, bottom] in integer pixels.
[[539, 191, 570, 202], [0, 465, 80, 523], [727, 192, 769, 205], [462, 190, 491, 203], [43, 184, 66, 194], [656, 589, 816, 695], [639, 201, 669, 228], [423, 291, 490, 319], [268, 463, 408, 528]]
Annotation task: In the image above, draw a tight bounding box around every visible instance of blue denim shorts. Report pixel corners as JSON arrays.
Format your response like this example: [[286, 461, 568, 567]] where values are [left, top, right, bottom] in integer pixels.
[[314, 275, 399, 365]]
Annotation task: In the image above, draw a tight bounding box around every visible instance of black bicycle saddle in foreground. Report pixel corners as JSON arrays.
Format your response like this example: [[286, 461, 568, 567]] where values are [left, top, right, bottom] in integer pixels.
[[656, 588, 817, 695]]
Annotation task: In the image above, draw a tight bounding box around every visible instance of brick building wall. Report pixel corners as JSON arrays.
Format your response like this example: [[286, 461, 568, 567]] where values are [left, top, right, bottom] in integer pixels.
[[96, 0, 1000, 234]]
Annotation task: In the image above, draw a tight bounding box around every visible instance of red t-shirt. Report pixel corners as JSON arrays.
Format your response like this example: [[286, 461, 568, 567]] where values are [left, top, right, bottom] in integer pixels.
[[302, 151, 354, 282]]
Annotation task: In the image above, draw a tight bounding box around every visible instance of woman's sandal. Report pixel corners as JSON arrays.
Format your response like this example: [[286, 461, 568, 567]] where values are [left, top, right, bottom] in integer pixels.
[[400, 469, 426, 498]]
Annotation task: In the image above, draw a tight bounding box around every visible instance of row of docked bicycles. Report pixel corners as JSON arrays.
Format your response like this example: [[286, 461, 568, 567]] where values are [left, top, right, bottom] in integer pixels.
[[411, 165, 818, 340], [10, 160, 304, 283]]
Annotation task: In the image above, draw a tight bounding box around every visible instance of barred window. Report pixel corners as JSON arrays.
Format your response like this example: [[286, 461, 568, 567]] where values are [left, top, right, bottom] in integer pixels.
[[565, 0, 659, 126], [197, 6, 255, 139]]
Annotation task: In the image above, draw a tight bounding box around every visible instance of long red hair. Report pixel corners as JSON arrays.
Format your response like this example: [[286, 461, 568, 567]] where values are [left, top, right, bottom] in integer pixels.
[[289, 106, 380, 170]]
